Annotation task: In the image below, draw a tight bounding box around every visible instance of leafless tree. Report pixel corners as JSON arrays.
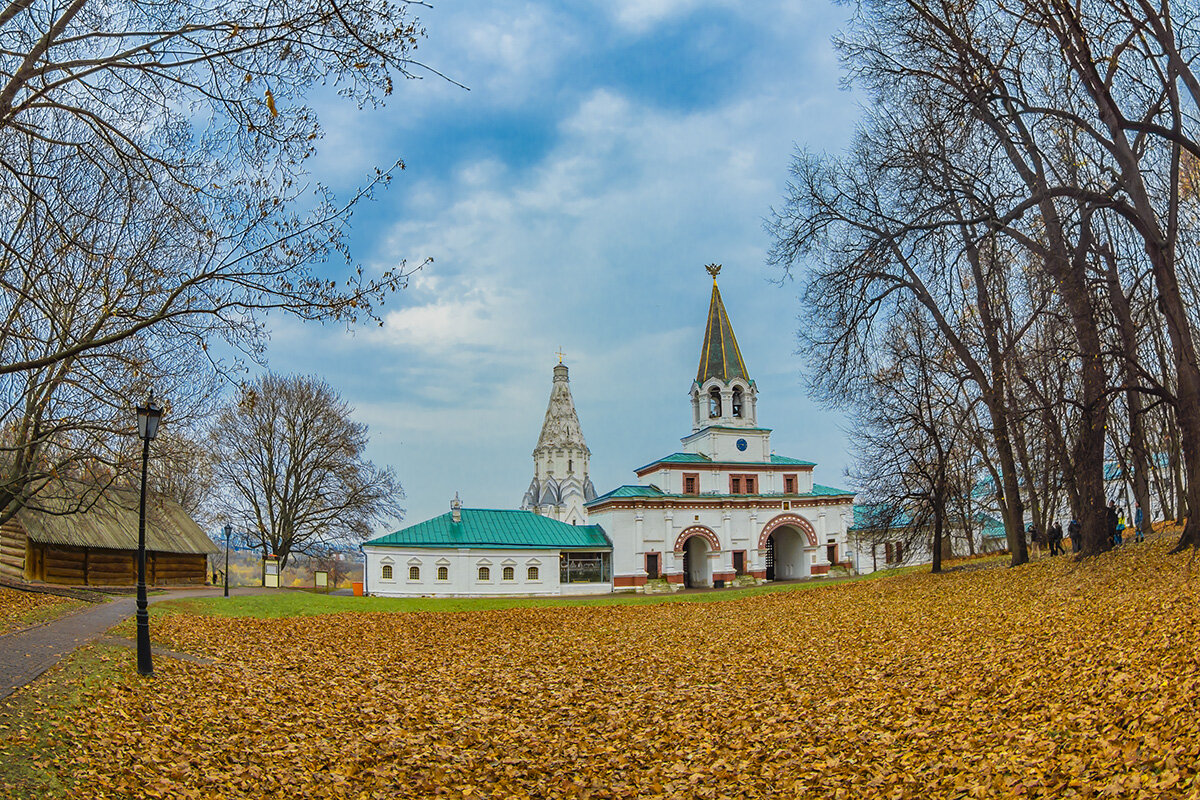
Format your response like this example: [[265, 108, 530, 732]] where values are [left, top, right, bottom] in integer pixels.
[[209, 373, 403, 569], [0, 0, 437, 524]]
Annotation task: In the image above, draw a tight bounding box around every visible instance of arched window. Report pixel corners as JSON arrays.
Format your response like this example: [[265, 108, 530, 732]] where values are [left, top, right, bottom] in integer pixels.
[[732, 386, 743, 417], [708, 386, 722, 417], [528, 566, 540, 581], [478, 566, 490, 581], [503, 566, 515, 581], [409, 565, 420, 581], [437, 566, 448, 581], [381, 564, 393, 580]]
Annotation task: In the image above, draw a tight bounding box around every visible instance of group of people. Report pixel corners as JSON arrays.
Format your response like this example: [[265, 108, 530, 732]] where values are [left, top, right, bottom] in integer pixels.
[[1026, 501, 1146, 556]]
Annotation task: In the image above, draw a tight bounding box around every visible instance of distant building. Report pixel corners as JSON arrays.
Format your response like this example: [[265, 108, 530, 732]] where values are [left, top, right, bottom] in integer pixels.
[[361, 498, 612, 597], [846, 504, 1006, 574], [0, 484, 217, 586]]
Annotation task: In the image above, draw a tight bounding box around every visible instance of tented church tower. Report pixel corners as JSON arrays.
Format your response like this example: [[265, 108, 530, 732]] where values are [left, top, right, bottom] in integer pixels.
[[521, 360, 597, 524]]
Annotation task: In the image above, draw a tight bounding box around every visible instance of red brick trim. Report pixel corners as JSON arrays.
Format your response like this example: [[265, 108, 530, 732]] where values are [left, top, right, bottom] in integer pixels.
[[810, 564, 830, 576], [758, 514, 818, 548], [711, 571, 736, 582], [750, 570, 766, 579], [665, 573, 684, 584], [614, 575, 648, 587], [674, 525, 720, 553]]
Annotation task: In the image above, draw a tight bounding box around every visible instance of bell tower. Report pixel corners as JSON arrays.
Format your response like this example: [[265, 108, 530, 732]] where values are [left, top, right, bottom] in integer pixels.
[[690, 264, 758, 430]]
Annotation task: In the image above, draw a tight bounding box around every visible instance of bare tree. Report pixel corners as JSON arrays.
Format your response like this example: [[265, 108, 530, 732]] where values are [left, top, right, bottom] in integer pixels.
[[210, 374, 403, 568], [0, 0, 437, 524]]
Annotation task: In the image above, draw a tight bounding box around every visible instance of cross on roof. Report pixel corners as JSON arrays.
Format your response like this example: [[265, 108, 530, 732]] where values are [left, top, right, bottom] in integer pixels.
[[556, 347, 566, 364]]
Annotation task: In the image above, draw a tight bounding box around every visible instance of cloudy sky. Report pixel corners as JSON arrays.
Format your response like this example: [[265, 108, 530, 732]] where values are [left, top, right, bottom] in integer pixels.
[[265, 0, 863, 527]]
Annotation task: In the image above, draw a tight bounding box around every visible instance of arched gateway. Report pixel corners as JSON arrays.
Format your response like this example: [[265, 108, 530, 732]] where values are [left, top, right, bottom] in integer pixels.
[[675, 526, 719, 589], [758, 514, 817, 581]]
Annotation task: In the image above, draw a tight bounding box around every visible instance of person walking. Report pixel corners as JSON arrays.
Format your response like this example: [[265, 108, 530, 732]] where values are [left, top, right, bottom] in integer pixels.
[[1134, 501, 1146, 542], [1106, 500, 1118, 548], [1049, 521, 1065, 556], [1027, 522, 1041, 559], [1115, 515, 1125, 547], [1068, 518, 1082, 553]]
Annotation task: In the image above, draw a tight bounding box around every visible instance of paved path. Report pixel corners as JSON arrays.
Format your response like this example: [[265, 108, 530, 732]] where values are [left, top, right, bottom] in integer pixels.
[[0, 587, 280, 700]]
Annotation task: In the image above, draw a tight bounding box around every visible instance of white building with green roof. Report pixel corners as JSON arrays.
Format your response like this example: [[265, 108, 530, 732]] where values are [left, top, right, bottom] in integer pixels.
[[361, 498, 613, 597], [585, 265, 855, 591]]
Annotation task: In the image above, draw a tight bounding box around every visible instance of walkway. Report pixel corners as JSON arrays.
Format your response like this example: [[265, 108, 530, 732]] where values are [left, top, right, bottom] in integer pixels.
[[0, 587, 278, 700]]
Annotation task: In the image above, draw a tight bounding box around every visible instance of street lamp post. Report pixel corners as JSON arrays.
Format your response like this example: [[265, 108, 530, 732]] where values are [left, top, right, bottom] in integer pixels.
[[223, 523, 232, 598], [135, 392, 162, 677]]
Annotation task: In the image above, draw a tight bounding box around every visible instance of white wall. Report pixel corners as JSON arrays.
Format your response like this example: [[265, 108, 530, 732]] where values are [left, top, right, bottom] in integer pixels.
[[362, 546, 612, 597]]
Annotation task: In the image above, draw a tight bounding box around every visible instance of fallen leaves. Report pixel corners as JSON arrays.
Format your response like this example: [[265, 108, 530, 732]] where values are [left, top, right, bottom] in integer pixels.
[[10, 539, 1200, 798], [0, 586, 79, 635]]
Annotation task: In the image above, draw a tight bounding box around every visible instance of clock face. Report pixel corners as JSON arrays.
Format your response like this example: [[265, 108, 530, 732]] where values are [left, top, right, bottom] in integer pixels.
[[736, 438, 748, 452]]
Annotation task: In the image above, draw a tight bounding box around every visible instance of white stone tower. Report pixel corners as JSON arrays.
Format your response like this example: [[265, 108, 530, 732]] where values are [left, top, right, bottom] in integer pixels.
[[521, 360, 596, 524]]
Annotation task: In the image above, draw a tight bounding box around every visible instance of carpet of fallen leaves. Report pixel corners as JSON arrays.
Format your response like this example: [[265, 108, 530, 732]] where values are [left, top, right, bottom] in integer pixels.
[[22, 538, 1200, 799], [0, 586, 79, 636]]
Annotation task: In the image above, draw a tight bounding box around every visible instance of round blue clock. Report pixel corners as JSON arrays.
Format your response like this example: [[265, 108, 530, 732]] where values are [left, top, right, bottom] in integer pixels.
[[736, 438, 748, 451]]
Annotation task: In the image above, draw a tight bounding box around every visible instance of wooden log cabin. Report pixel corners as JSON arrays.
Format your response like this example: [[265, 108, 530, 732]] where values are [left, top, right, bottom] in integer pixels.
[[0, 485, 217, 586]]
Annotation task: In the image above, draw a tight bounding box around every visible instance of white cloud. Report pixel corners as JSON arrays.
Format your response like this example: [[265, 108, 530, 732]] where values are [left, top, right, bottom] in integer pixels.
[[262, 2, 862, 525]]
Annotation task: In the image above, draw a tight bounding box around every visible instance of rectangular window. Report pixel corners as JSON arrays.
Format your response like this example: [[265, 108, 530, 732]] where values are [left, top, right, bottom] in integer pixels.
[[683, 473, 699, 495], [730, 476, 742, 494], [560, 551, 612, 583], [784, 475, 797, 494], [645, 552, 660, 579], [745, 476, 756, 494], [732, 551, 745, 575]]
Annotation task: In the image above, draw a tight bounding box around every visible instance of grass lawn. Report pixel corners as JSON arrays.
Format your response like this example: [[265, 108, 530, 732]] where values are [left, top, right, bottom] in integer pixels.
[[0, 587, 87, 636], [151, 561, 938, 620], [5, 544, 1197, 798]]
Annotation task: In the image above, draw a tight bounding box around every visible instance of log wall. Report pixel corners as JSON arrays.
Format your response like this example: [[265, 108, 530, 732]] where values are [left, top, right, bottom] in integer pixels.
[[0, 520, 26, 581], [28, 543, 208, 586]]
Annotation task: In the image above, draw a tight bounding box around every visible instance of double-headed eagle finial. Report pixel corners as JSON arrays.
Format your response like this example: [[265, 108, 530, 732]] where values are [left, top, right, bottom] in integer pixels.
[[705, 263, 722, 280]]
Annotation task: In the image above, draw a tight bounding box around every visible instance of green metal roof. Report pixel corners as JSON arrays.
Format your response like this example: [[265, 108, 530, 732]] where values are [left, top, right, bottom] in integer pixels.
[[772, 455, 818, 466], [366, 509, 611, 550], [635, 452, 817, 472], [697, 281, 750, 384], [588, 484, 853, 506]]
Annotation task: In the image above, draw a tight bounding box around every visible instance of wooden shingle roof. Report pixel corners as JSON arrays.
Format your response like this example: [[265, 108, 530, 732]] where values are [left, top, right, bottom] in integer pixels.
[[16, 484, 218, 555]]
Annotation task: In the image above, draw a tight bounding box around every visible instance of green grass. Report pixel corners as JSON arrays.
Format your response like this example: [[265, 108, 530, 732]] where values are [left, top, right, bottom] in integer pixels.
[[0, 643, 130, 799], [150, 562, 938, 620]]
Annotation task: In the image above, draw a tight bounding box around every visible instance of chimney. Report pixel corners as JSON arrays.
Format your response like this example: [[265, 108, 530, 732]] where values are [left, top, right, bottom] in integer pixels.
[[450, 492, 462, 524]]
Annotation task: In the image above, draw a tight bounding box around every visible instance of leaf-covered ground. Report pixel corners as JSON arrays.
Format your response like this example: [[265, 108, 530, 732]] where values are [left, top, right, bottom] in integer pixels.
[[7, 539, 1200, 798], [0, 586, 83, 636]]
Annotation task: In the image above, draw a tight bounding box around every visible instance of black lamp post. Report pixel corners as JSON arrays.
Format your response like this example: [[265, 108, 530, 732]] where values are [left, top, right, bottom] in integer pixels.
[[223, 523, 232, 598], [135, 392, 162, 677]]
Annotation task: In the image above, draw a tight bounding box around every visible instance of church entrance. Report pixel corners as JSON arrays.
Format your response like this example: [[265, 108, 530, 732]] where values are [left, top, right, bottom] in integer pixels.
[[682, 535, 712, 588], [765, 527, 807, 581]]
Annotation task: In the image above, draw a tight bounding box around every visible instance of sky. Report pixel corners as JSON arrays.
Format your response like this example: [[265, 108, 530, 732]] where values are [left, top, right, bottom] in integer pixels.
[[264, 0, 864, 528]]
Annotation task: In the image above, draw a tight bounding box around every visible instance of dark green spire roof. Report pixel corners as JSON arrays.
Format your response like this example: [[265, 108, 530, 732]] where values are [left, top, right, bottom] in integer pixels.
[[696, 276, 749, 384]]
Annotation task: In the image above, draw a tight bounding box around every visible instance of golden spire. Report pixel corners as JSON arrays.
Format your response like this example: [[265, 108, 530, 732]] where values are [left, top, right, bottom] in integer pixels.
[[705, 263, 722, 282]]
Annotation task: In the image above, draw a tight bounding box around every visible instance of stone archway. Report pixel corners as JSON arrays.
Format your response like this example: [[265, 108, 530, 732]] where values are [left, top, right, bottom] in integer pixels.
[[675, 526, 719, 589], [758, 514, 817, 581]]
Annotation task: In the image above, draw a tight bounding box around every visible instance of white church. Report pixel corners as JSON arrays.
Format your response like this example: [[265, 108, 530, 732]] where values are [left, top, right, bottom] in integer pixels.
[[361, 265, 854, 597]]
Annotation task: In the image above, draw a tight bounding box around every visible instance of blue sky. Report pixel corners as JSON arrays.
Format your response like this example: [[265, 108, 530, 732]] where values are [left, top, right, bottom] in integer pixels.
[[265, 0, 862, 527]]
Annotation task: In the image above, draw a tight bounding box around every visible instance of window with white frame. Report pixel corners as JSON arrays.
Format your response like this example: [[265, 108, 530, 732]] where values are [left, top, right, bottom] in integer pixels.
[[381, 564, 393, 580], [409, 565, 420, 580]]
